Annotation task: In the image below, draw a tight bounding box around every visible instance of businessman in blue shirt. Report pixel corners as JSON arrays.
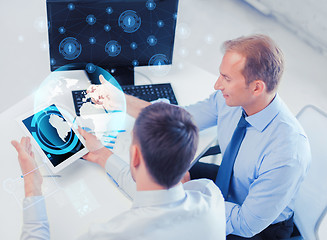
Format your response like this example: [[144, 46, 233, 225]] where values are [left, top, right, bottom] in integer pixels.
[[86, 34, 311, 239], [184, 34, 311, 239]]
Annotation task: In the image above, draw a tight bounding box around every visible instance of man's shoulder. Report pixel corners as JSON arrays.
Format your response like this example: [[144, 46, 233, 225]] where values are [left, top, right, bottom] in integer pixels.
[[183, 179, 224, 201]]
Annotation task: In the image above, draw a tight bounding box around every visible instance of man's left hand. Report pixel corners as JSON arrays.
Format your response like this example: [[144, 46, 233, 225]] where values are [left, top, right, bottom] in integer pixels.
[[11, 137, 43, 197]]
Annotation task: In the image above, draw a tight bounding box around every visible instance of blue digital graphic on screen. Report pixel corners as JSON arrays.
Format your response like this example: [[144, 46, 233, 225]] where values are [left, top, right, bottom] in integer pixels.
[[50, 58, 56, 66], [130, 42, 137, 50], [46, 0, 179, 71], [106, 6, 113, 15], [58, 26, 66, 34], [146, 0, 156, 10], [89, 37, 96, 44], [104, 24, 111, 32], [105, 40, 121, 57], [22, 104, 85, 167], [147, 35, 157, 46], [59, 37, 82, 60], [148, 54, 169, 66], [157, 20, 164, 28], [67, 3, 75, 11], [118, 10, 141, 33], [132, 59, 139, 66], [86, 14, 96, 25], [86, 63, 96, 73]]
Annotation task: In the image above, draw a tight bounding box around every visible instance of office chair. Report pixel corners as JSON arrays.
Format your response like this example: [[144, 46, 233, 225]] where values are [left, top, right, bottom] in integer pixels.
[[291, 105, 327, 240]]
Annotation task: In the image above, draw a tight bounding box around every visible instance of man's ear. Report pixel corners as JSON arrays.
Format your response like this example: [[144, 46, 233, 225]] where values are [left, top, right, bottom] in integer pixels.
[[131, 144, 141, 168], [252, 80, 266, 96]]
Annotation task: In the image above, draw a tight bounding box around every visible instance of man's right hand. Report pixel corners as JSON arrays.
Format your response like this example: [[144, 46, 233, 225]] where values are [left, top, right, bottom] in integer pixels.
[[78, 127, 113, 168], [87, 74, 125, 112]]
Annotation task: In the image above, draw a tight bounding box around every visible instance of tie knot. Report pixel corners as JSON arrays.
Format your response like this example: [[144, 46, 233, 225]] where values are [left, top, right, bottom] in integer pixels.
[[237, 114, 249, 128]]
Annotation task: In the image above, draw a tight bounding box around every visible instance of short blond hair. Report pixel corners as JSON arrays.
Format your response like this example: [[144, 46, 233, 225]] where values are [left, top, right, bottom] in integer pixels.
[[223, 35, 284, 92]]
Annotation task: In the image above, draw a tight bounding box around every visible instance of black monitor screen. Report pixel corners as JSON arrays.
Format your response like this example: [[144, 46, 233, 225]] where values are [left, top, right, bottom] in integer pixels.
[[46, 0, 179, 77]]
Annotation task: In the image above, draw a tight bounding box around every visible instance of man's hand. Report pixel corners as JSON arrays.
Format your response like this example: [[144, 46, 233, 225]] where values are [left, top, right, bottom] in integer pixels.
[[78, 127, 113, 168], [87, 74, 125, 111], [11, 137, 43, 197]]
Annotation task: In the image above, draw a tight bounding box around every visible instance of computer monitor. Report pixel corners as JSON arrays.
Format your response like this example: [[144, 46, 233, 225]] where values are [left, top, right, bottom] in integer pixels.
[[46, 0, 179, 85]]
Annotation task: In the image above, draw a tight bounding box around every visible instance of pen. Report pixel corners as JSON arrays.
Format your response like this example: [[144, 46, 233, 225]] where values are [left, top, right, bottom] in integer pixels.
[[21, 175, 62, 178], [42, 175, 62, 178]]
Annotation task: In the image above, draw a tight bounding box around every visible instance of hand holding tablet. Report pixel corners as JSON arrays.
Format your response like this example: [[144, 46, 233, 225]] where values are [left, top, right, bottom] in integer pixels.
[[19, 104, 89, 173]]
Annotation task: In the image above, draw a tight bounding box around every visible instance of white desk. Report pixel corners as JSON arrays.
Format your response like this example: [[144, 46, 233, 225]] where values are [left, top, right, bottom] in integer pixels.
[[0, 63, 217, 239]]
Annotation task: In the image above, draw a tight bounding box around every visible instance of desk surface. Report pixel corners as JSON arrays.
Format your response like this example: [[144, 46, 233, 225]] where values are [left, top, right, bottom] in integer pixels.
[[0, 63, 217, 239]]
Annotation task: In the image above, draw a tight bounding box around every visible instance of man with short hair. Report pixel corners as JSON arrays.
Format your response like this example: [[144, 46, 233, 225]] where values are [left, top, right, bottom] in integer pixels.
[[12, 102, 226, 240], [186, 35, 311, 239], [89, 34, 311, 239]]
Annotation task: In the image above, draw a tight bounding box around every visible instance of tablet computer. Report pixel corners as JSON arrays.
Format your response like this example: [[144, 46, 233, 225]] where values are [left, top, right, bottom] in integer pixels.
[[19, 104, 89, 173]]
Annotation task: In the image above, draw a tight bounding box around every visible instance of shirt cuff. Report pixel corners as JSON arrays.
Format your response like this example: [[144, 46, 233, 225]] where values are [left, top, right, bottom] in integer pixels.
[[105, 154, 128, 179], [151, 98, 170, 104], [225, 201, 238, 235], [104, 154, 136, 199], [23, 196, 48, 223]]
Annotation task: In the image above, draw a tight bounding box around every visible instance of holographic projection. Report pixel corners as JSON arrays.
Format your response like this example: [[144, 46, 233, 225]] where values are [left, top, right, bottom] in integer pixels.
[[33, 63, 127, 150], [47, 0, 179, 80]]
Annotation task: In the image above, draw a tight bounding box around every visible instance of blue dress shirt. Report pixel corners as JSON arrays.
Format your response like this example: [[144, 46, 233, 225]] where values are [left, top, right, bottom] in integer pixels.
[[186, 91, 311, 237]]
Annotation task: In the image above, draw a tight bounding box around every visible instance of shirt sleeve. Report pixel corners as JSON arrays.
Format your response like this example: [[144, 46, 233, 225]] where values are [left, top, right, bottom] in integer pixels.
[[225, 134, 310, 237], [184, 92, 219, 131], [105, 154, 136, 199], [21, 196, 50, 240]]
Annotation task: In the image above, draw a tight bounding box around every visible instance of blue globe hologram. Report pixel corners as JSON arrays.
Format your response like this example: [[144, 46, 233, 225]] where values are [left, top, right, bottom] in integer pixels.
[[58, 27, 66, 34], [50, 58, 56, 66], [147, 35, 157, 46], [118, 10, 141, 33], [106, 7, 113, 14], [157, 20, 164, 28], [59, 37, 82, 60], [105, 40, 121, 57], [86, 63, 96, 73], [132, 60, 139, 66], [130, 42, 137, 50], [33, 63, 127, 154], [89, 37, 96, 44], [146, 0, 156, 10], [67, 3, 75, 11], [86, 15, 96, 25], [104, 24, 111, 32]]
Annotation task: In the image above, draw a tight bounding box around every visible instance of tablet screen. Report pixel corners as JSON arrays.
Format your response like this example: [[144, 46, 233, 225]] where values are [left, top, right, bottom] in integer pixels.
[[22, 104, 86, 168]]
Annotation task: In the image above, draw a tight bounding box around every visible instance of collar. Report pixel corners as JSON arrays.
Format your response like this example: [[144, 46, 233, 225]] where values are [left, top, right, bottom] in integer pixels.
[[132, 184, 186, 208], [245, 94, 281, 132]]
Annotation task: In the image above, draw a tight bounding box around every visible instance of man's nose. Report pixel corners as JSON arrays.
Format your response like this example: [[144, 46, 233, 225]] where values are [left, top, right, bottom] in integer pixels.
[[214, 75, 223, 91]]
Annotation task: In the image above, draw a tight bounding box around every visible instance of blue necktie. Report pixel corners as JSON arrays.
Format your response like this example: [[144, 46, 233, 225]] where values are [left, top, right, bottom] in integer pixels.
[[215, 113, 249, 199]]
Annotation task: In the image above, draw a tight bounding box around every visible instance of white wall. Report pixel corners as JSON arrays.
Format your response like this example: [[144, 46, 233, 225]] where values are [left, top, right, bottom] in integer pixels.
[[242, 0, 327, 55]]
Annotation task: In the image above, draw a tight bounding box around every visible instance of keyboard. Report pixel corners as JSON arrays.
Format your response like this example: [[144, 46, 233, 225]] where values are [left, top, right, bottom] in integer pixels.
[[72, 83, 178, 116]]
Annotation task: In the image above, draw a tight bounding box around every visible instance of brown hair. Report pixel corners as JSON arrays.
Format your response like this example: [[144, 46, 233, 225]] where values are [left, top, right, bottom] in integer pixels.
[[223, 34, 284, 92], [133, 103, 199, 188]]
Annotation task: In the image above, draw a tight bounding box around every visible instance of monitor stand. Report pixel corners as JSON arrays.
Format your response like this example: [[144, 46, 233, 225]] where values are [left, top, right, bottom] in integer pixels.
[[86, 66, 135, 86]]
